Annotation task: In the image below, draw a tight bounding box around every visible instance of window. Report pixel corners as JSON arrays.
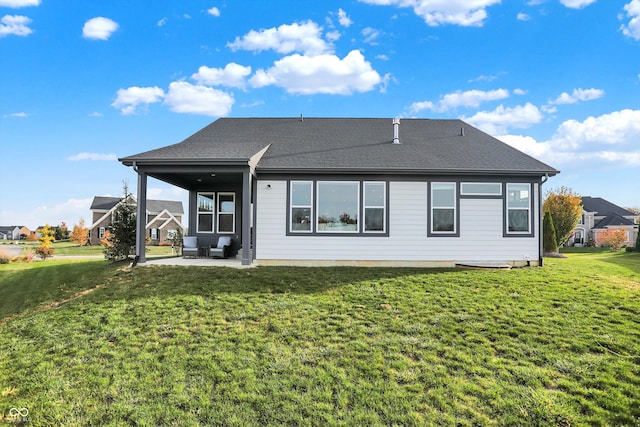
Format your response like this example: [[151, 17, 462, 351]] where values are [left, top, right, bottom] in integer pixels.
[[287, 181, 387, 235], [217, 193, 235, 233], [506, 183, 531, 234], [317, 182, 359, 232], [197, 193, 215, 233], [461, 182, 502, 196], [431, 182, 456, 234], [99, 227, 106, 239], [150, 228, 158, 240], [167, 230, 177, 240], [364, 182, 385, 233], [290, 181, 313, 232]]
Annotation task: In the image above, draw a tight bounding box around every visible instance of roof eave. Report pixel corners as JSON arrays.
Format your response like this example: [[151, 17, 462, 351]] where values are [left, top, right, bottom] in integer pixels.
[[256, 167, 560, 177]]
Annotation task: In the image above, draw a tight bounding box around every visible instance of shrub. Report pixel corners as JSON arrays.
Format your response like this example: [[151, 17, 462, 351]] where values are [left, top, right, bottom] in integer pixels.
[[34, 246, 54, 260], [625, 246, 635, 252], [543, 210, 558, 253], [596, 229, 626, 252]]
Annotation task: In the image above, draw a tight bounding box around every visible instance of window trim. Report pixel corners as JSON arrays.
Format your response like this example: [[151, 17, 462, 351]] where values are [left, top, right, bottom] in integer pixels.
[[196, 192, 216, 233], [217, 192, 236, 234], [286, 180, 389, 237], [460, 182, 502, 197], [289, 181, 314, 233], [428, 181, 460, 237], [504, 183, 534, 237], [363, 181, 387, 234], [317, 181, 360, 234]]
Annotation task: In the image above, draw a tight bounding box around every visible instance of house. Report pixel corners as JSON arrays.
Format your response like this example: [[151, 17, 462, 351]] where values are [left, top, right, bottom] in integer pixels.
[[89, 196, 185, 246], [0, 226, 29, 240], [120, 117, 559, 266], [0, 226, 22, 240], [569, 196, 639, 247]]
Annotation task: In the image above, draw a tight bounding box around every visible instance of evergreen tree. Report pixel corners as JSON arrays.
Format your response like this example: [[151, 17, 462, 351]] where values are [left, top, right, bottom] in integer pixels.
[[102, 182, 137, 261], [543, 210, 558, 253]]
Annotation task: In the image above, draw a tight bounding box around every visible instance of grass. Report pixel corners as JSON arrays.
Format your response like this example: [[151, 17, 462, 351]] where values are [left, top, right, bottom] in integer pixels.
[[0, 240, 175, 257], [1, 251, 639, 426]]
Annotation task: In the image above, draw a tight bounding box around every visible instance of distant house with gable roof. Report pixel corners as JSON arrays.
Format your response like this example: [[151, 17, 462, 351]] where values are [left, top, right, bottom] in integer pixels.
[[569, 196, 639, 247], [89, 196, 184, 246]]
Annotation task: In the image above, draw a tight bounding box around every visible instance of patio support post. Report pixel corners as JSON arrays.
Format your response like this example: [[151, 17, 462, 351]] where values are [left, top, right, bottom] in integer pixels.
[[136, 169, 147, 263], [241, 171, 252, 265]]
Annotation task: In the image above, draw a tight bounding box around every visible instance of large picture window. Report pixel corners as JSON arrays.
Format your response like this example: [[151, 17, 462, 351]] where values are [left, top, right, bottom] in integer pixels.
[[506, 183, 531, 234], [430, 182, 457, 234], [197, 193, 215, 233], [290, 181, 313, 232], [288, 180, 387, 235], [217, 193, 235, 234], [317, 182, 359, 232]]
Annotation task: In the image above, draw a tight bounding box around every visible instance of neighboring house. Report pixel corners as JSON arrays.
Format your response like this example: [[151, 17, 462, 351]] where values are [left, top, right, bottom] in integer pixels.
[[120, 117, 559, 266], [569, 196, 639, 247], [0, 226, 31, 240], [89, 196, 184, 246], [0, 226, 21, 240]]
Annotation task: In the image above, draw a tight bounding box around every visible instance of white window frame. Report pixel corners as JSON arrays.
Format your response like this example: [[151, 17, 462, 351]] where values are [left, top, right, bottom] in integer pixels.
[[99, 227, 106, 239], [430, 182, 457, 235], [461, 182, 502, 196], [217, 193, 235, 234], [150, 228, 158, 240], [363, 181, 386, 233], [316, 181, 360, 234], [506, 183, 532, 235], [290, 181, 313, 233], [197, 192, 215, 233]]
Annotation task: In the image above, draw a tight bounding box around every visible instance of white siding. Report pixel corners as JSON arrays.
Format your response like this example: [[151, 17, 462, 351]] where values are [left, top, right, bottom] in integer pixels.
[[255, 180, 540, 266]]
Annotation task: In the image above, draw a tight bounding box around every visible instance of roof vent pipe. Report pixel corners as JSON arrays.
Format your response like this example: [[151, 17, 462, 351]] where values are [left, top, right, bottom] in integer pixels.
[[392, 118, 400, 144], [460, 127, 465, 137]]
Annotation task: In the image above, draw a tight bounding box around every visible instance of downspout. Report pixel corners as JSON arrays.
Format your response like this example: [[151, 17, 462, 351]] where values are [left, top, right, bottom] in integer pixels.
[[539, 174, 549, 266]]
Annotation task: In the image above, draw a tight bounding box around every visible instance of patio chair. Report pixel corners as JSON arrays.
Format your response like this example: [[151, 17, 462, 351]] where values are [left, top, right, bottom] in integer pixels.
[[182, 236, 199, 258], [210, 236, 232, 258]]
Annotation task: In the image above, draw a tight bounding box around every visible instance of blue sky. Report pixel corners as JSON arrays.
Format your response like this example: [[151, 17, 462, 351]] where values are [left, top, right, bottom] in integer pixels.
[[1, 0, 639, 229]]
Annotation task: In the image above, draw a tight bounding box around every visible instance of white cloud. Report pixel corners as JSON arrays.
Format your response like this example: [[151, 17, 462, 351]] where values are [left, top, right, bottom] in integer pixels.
[[67, 152, 118, 161], [362, 27, 381, 44], [551, 109, 640, 150], [559, 0, 597, 9], [157, 17, 167, 27], [549, 88, 605, 105], [227, 21, 331, 55], [191, 63, 252, 88], [621, 0, 640, 40], [111, 86, 165, 115], [207, 7, 220, 17], [163, 81, 234, 117], [9, 112, 27, 117], [249, 50, 382, 95], [0, 0, 39, 7], [359, 0, 501, 27], [337, 8, 353, 27], [83, 17, 119, 40], [88, 112, 103, 117], [0, 14, 32, 37], [499, 109, 640, 168], [35, 198, 94, 228], [463, 103, 543, 134], [517, 13, 531, 21], [410, 88, 510, 113]]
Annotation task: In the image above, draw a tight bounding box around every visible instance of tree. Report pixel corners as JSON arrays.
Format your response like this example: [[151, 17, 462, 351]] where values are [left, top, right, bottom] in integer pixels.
[[543, 210, 558, 253], [636, 228, 640, 252], [543, 187, 582, 247], [597, 229, 626, 251], [35, 224, 55, 260], [55, 222, 69, 240], [102, 182, 137, 261], [70, 218, 89, 246]]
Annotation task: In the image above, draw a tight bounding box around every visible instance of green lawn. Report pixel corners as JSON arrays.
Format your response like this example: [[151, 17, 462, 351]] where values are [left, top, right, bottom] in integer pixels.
[[1, 252, 638, 426], [0, 240, 176, 257]]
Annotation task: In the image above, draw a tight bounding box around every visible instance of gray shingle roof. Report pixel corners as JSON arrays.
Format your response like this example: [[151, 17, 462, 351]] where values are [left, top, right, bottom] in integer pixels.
[[90, 196, 184, 214], [593, 213, 636, 228], [120, 118, 559, 176], [581, 196, 633, 217]]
